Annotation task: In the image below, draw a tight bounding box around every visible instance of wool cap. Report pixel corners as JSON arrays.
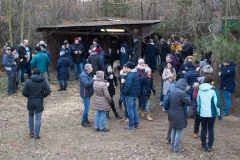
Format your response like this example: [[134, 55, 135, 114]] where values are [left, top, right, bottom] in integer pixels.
[[145, 67, 151, 73], [35, 46, 41, 52], [138, 59, 145, 64], [10, 47, 15, 52], [33, 68, 41, 75], [64, 40, 69, 45], [96, 71, 104, 79], [185, 61, 193, 68], [197, 77, 205, 84], [125, 62, 134, 69], [93, 38, 99, 42], [74, 38, 79, 41], [5, 47, 11, 50], [39, 40, 45, 45], [199, 60, 207, 67]]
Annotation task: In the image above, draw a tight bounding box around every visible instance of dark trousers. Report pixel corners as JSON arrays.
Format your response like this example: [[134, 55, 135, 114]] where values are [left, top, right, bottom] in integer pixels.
[[200, 117, 216, 148], [107, 96, 118, 116], [7, 73, 17, 94], [20, 62, 32, 82], [167, 114, 172, 142], [146, 56, 155, 73], [194, 116, 201, 133]]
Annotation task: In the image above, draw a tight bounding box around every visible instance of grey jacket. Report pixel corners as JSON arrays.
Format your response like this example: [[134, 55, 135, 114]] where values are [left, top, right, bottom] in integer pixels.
[[2, 53, 17, 74]]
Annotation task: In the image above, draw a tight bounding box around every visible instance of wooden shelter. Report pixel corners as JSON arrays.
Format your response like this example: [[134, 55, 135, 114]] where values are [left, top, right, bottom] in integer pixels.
[[36, 19, 160, 70]]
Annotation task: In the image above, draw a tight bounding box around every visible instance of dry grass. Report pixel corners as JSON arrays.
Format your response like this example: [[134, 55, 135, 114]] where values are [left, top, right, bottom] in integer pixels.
[[0, 72, 240, 159]]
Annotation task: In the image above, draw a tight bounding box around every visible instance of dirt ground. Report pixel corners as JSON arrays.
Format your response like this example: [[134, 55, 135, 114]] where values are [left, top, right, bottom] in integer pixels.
[[0, 71, 240, 160]]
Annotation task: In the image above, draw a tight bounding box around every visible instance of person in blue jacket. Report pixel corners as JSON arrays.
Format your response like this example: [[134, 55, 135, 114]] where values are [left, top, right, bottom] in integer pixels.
[[197, 76, 222, 152], [2, 47, 18, 95], [123, 62, 140, 130], [120, 40, 131, 69], [60, 40, 75, 72], [145, 39, 158, 73], [220, 59, 236, 116], [56, 51, 70, 91]]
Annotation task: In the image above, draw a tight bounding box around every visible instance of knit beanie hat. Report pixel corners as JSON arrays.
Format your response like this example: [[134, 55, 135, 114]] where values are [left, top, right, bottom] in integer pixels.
[[64, 40, 69, 45], [145, 67, 151, 73], [35, 46, 41, 52], [166, 54, 172, 60], [93, 38, 99, 43], [10, 47, 15, 52], [96, 71, 104, 79], [60, 51, 66, 56], [74, 38, 79, 41], [138, 59, 145, 64], [199, 60, 207, 67], [33, 69, 41, 75], [202, 65, 213, 73], [185, 61, 193, 68], [39, 40, 45, 45], [197, 77, 205, 84], [125, 62, 134, 69]]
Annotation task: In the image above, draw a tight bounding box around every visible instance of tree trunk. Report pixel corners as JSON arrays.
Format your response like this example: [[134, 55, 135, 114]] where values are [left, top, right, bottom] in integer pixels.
[[27, 0, 35, 41], [20, 0, 26, 41], [7, 1, 13, 46]]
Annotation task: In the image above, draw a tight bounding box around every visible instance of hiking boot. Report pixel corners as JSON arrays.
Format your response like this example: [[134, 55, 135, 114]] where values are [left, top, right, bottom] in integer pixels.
[[173, 149, 185, 153], [140, 110, 145, 117], [57, 86, 64, 91], [100, 128, 110, 132], [63, 85, 67, 91], [207, 147, 212, 152], [106, 112, 111, 120], [34, 136, 41, 139], [194, 133, 198, 138], [119, 103, 122, 110], [95, 128, 100, 132], [146, 112, 153, 121], [29, 133, 34, 137], [115, 113, 123, 119], [124, 126, 134, 130], [201, 146, 207, 151], [166, 140, 171, 144], [134, 126, 139, 129], [87, 119, 93, 124], [81, 122, 91, 127]]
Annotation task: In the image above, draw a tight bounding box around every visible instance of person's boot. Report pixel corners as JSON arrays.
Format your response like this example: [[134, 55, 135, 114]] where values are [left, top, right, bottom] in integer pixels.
[[140, 109, 145, 117], [57, 86, 64, 91], [86, 119, 93, 124], [119, 103, 122, 110], [115, 113, 123, 119], [16, 82, 19, 90], [81, 121, 91, 127], [146, 112, 153, 121], [106, 112, 111, 119], [194, 133, 198, 138], [63, 85, 67, 91]]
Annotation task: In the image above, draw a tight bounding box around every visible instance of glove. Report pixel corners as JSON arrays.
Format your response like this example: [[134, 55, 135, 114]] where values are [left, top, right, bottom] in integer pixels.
[[153, 90, 156, 96], [218, 116, 222, 120]]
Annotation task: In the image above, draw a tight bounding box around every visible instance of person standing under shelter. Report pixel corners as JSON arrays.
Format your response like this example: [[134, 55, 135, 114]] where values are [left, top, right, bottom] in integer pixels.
[[2, 47, 18, 95], [220, 59, 236, 116], [145, 39, 157, 73], [22, 69, 51, 139], [131, 38, 139, 66], [80, 64, 96, 127], [30, 46, 50, 86], [17, 39, 32, 84]]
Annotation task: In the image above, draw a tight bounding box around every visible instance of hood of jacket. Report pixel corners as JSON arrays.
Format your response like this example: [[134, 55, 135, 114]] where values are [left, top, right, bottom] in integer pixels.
[[175, 78, 188, 91], [104, 64, 112, 75], [184, 56, 196, 65], [199, 83, 213, 91], [130, 68, 137, 73], [30, 75, 44, 82]]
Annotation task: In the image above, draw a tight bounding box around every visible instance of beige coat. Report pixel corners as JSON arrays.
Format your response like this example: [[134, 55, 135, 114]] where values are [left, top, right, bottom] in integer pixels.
[[93, 78, 111, 111], [162, 68, 176, 96]]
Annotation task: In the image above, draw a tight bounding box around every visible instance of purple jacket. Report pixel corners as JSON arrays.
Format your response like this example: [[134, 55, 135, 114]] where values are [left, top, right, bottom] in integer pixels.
[[171, 53, 180, 69]]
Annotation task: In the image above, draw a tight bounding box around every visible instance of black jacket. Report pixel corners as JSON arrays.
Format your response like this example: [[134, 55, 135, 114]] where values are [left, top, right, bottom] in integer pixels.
[[56, 56, 70, 80], [104, 64, 117, 96], [88, 52, 102, 76], [161, 42, 171, 62], [181, 44, 193, 59], [72, 43, 85, 64], [169, 78, 191, 129], [22, 75, 51, 113], [17, 45, 32, 65]]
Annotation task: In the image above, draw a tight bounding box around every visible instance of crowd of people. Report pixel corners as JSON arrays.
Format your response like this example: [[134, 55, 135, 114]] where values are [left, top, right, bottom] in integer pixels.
[[2, 35, 236, 153]]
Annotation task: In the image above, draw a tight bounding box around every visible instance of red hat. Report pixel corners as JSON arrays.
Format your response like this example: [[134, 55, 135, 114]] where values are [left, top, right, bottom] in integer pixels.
[[74, 38, 79, 41], [91, 47, 101, 53]]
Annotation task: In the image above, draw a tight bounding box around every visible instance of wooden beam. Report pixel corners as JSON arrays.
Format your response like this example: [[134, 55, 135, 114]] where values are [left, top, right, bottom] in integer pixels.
[[43, 28, 58, 40], [122, 26, 141, 39], [53, 31, 132, 36], [89, 27, 98, 34]]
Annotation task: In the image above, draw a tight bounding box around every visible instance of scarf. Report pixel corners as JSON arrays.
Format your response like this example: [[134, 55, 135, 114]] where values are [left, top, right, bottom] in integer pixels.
[[137, 64, 145, 70]]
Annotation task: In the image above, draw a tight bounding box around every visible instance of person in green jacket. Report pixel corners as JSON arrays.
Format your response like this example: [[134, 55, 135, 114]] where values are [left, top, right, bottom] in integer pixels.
[[30, 46, 50, 86]]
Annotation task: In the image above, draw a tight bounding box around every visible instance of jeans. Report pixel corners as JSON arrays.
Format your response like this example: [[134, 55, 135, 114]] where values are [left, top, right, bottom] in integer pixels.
[[95, 110, 106, 129], [58, 80, 67, 87], [200, 117, 216, 148], [186, 93, 194, 116], [146, 56, 155, 73], [125, 96, 139, 128], [81, 96, 91, 123], [7, 73, 17, 94], [16, 70, 21, 82], [119, 92, 128, 118], [167, 114, 172, 142], [74, 62, 83, 79], [41, 72, 50, 87], [159, 80, 164, 102], [140, 97, 150, 112], [28, 111, 42, 137], [223, 91, 231, 115], [20, 62, 32, 82], [171, 128, 183, 151], [155, 55, 160, 68], [194, 116, 201, 133]]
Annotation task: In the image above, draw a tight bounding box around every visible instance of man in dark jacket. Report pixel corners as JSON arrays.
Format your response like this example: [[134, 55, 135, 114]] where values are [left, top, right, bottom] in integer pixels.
[[72, 38, 85, 79], [17, 39, 32, 84], [80, 64, 96, 127], [169, 78, 191, 152], [87, 47, 102, 76], [159, 54, 172, 106], [181, 39, 193, 60], [145, 39, 158, 73], [124, 62, 140, 130], [131, 38, 139, 66], [22, 69, 51, 139], [220, 59, 236, 116], [78, 36, 89, 67], [161, 41, 171, 63], [184, 61, 200, 117], [2, 47, 18, 95]]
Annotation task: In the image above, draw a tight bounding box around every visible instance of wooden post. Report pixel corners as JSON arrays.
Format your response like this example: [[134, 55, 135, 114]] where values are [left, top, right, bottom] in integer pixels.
[[42, 29, 47, 44], [138, 27, 142, 58], [141, 0, 144, 20]]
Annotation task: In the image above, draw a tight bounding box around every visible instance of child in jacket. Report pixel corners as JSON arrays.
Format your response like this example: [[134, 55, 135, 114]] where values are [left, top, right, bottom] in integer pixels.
[[93, 71, 112, 132]]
